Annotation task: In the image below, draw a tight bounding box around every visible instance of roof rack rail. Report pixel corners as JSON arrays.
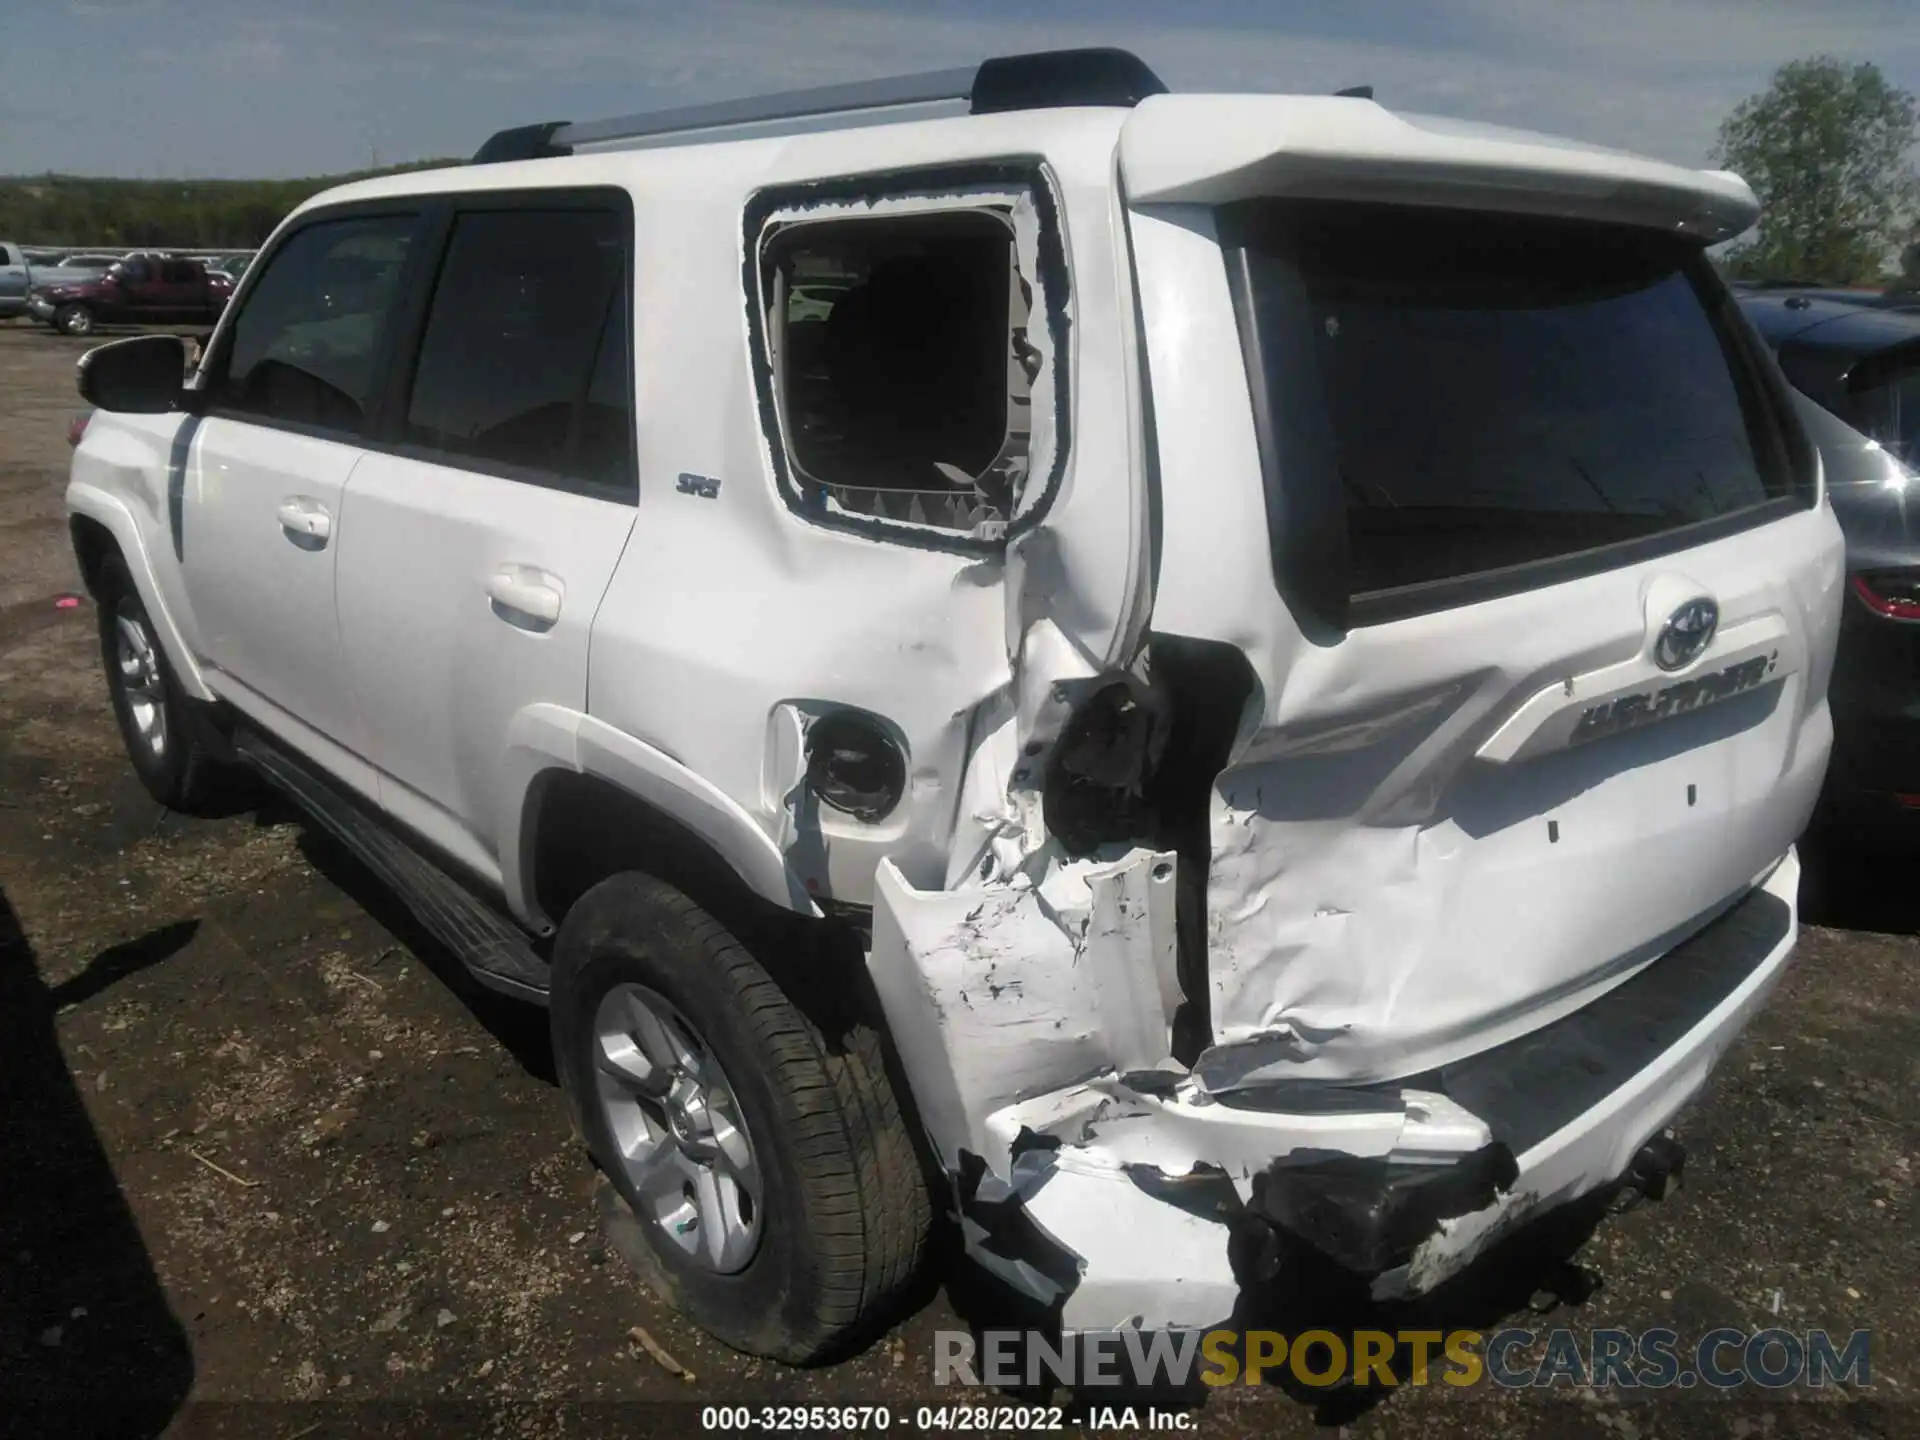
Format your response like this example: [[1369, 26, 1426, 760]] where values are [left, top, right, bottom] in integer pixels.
[[471, 46, 1167, 163]]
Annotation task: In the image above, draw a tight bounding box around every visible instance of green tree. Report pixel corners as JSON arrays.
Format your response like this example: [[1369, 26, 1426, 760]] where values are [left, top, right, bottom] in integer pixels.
[[1714, 56, 1919, 285]]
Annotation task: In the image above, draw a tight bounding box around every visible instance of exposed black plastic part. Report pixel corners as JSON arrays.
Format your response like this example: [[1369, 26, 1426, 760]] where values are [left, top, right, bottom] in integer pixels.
[[472, 120, 573, 165], [970, 47, 1168, 114], [1042, 679, 1167, 856], [953, 1150, 1083, 1312], [1142, 635, 1259, 1063], [1250, 1141, 1519, 1275], [804, 710, 908, 823], [234, 727, 550, 1003], [1627, 1133, 1686, 1202], [1333, 84, 1375, 99]]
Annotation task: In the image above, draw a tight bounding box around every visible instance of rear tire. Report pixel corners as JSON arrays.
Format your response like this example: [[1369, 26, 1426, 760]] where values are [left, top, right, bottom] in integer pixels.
[[55, 303, 94, 337], [551, 872, 930, 1363], [96, 553, 240, 813]]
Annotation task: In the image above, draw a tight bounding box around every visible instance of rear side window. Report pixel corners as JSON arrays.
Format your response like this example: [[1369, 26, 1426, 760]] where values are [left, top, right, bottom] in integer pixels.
[[161, 261, 197, 283], [207, 214, 417, 436], [1225, 202, 1810, 622], [762, 212, 1030, 538], [402, 207, 633, 497]]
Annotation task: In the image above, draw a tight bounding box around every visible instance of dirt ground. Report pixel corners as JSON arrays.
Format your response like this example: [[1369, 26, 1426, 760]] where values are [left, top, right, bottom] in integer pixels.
[[1, 320, 1915, 1440]]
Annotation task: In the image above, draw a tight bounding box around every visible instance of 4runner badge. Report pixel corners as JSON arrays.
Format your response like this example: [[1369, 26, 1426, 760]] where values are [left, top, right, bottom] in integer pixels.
[[1571, 649, 1779, 746], [1653, 597, 1719, 671]]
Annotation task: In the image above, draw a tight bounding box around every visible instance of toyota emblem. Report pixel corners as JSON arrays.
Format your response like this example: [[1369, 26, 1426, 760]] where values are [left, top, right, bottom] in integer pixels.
[[1654, 598, 1719, 671]]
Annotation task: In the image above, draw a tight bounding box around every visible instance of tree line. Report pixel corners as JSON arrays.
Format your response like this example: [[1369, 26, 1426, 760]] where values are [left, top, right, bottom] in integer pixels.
[[0, 162, 456, 248], [1715, 56, 1918, 289]]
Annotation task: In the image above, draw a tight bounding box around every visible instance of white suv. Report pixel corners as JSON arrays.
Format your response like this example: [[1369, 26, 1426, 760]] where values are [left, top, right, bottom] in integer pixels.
[[65, 48, 1843, 1360]]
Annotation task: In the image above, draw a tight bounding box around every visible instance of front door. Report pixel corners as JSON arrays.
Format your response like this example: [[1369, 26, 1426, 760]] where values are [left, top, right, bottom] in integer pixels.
[[332, 200, 638, 872], [184, 209, 424, 777]]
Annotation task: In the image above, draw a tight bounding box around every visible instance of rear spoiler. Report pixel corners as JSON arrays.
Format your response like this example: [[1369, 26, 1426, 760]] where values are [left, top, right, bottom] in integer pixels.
[[1120, 94, 1758, 243]]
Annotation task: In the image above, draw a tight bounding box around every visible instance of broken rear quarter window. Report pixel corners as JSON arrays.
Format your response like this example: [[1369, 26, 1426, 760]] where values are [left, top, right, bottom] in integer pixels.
[[756, 204, 1045, 543]]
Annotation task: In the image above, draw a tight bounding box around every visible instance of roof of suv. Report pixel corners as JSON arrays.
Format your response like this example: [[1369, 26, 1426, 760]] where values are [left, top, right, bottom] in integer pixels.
[[293, 47, 1757, 244]]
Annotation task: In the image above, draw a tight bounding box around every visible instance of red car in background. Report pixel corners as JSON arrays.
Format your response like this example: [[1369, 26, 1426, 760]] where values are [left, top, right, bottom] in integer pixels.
[[26, 255, 232, 336]]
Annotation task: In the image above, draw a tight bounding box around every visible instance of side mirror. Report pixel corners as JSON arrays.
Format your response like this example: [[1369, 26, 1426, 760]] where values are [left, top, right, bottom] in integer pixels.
[[77, 334, 186, 414]]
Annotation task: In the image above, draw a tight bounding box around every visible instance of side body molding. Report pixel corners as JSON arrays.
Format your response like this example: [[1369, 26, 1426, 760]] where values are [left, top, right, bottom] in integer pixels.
[[502, 704, 821, 930]]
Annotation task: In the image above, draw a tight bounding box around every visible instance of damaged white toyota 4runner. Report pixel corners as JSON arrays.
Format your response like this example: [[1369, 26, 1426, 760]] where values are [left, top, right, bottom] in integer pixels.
[[66, 48, 1842, 1360]]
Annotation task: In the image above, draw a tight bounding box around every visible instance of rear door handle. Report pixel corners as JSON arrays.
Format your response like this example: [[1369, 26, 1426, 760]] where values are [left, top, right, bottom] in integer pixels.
[[275, 496, 331, 546], [487, 565, 564, 629]]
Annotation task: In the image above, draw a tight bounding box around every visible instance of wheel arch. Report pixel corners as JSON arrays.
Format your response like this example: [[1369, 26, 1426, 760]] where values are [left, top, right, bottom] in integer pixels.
[[505, 707, 821, 936], [67, 491, 213, 701]]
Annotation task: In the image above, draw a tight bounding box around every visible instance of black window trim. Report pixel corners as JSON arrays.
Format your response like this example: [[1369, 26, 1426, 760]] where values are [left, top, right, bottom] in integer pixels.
[[196, 188, 640, 508], [742, 159, 1073, 557], [1221, 213, 1820, 631]]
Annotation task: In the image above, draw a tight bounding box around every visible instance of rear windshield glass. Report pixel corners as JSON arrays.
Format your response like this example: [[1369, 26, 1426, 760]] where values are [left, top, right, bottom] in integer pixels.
[[1225, 202, 1810, 613]]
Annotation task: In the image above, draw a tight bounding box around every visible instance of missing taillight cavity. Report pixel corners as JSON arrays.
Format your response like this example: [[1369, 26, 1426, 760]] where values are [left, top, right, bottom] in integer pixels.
[[803, 710, 906, 822], [1851, 572, 1920, 622], [1041, 679, 1166, 856]]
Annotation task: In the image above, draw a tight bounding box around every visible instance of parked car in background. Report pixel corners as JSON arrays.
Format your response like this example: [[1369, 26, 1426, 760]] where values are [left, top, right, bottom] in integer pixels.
[[0, 243, 128, 316], [27, 256, 233, 335], [1740, 289, 1920, 841]]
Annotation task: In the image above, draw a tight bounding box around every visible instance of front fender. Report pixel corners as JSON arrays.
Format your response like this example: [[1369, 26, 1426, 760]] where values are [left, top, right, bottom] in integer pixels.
[[500, 705, 821, 931], [67, 477, 211, 701]]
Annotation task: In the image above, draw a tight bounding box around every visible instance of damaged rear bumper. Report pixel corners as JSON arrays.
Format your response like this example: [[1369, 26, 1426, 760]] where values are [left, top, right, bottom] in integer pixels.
[[867, 847, 1801, 1330]]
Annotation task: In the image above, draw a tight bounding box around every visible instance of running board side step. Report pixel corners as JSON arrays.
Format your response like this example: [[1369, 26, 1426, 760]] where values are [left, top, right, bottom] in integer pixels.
[[234, 728, 550, 1004]]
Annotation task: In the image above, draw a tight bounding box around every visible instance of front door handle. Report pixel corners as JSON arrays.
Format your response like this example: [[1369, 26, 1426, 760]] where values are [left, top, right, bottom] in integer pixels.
[[487, 565, 563, 629], [275, 496, 331, 547]]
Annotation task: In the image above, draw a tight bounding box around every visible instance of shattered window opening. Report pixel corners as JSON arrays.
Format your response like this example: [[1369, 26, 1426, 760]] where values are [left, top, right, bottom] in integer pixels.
[[761, 206, 1040, 540]]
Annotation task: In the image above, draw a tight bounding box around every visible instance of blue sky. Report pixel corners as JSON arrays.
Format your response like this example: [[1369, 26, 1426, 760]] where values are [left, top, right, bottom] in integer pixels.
[[3, 0, 1917, 177]]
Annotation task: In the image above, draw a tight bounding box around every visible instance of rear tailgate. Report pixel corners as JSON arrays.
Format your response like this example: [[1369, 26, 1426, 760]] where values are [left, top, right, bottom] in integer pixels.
[[1123, 95, 1847, 1088]]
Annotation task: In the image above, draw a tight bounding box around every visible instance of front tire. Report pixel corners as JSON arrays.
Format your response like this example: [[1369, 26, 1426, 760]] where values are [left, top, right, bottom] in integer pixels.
[[551, 873, 931, 1363], [96, 554, 238, 813], [54, 303, 94, 337]]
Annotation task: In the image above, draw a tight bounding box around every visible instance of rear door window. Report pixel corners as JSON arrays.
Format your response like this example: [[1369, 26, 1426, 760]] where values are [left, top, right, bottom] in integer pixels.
[[1225, 201, 1811, 622], [400, 205, 633, 499], [206, 213, 418, 437]]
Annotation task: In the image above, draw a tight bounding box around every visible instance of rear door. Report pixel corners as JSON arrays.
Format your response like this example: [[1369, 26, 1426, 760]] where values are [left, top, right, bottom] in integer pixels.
[[332, 195, 638, 876], [1122, 100, 1846, 1086], [185, 210, 423, 782]]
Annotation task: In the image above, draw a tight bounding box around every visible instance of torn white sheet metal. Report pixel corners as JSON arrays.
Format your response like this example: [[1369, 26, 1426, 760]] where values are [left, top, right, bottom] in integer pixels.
[[867, 846, 1183, 1168], [1015, 1166, 1238, 1333], [980, 1080, 1487, 1194], [1195, 682, 1825, 1091]]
